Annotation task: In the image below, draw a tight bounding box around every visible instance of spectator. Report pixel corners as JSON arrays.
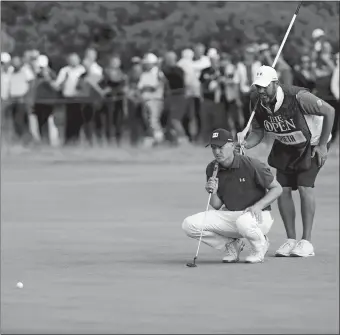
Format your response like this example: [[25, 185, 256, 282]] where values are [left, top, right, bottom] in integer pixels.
[[219, 52, 244, 137], [293, 55, 316, 91], [191, 43, 211, 141], [193, 43, 211, 75], [138, 53, 165, 146], [7, 55, 35, 143], [22, 50, 40, 141], [311, 29, 333, 64], [270, 44, 293, 85], [76, 58, 105, 145], [1, 52, 13, 103], [96, 55, 127, 146], [127, 57, 145, 146], [33, 54, 60, 146], [258, 43, 271, 66], [1, 52, 14, 142], [199, 53, 225, 142], [162, 51, 188, 145], [177, 48, 201, 142], [83, 47, 103, 83], [53, 52, 85, 145], [236, 45, 262, 124], [310, 28, 335, 100], [22, 50, 39, 78]]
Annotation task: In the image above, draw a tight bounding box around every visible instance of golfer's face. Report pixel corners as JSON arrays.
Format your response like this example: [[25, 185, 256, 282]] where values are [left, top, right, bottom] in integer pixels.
[[211, 143, 234, 163], [256, 82, 277, 103]]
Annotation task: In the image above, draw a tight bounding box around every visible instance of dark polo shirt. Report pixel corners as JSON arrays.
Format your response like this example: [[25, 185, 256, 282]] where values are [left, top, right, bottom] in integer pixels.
[[206, 155, 274, 211]]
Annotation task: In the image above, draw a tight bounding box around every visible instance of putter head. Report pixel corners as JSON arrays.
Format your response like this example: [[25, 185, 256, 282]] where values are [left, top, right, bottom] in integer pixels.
[[186, 257, 197, 267], [186, 262, 197, 267]]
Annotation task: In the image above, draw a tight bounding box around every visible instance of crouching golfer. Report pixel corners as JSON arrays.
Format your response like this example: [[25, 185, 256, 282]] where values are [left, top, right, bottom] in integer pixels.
[[182, 129, 282, 263]]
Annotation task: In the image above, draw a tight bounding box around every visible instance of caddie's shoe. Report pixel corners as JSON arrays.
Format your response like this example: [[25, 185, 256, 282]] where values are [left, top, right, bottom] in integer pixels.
[[275, 239, 297, 257], [222, 238, 245, 263], [290, 240, 315, 257]]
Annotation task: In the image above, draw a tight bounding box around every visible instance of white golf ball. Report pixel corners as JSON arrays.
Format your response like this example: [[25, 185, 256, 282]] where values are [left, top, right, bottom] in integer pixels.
[[16, 282, 23, 289]]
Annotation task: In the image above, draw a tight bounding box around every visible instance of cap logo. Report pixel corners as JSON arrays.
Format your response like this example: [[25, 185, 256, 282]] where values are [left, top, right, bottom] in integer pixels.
[[212, 132, 219, 138]]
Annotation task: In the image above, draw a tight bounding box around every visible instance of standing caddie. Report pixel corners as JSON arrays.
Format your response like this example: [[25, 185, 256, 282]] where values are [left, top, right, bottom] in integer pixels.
[[237, 66, 335, 257]]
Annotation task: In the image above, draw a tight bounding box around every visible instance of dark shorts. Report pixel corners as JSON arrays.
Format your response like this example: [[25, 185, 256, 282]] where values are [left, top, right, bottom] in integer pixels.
[[276, 144, 330, 190]]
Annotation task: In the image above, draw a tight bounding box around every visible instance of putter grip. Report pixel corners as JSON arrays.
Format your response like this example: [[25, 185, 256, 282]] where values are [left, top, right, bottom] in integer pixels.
[[208, 162, 219, 194], [212, 162, 219, 178]]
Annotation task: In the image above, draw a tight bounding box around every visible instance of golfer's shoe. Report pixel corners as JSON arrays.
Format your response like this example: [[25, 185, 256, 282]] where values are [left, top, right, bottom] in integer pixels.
[[222, 238, 245, 263], [244, 247, 264, 263], [245, 238, 268, 264], [290, 240, 315, 257], [275, 239, 297, 257]]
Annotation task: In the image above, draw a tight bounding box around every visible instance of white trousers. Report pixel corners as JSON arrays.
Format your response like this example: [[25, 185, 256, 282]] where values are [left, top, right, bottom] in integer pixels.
[[182, 210, 274, 251]]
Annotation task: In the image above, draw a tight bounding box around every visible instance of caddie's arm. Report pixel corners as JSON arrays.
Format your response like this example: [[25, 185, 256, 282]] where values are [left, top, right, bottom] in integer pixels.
[[296, 91, 335, 146], [244, 118, 265, 149]]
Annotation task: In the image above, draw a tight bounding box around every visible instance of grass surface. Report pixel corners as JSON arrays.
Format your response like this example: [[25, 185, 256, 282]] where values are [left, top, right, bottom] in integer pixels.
[[1, 143, 339, 334]]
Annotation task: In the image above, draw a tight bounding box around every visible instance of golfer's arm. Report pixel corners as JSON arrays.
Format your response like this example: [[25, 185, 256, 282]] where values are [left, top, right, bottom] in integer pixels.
[[209, 193, 223, 210], [254, 179, 283, 210]]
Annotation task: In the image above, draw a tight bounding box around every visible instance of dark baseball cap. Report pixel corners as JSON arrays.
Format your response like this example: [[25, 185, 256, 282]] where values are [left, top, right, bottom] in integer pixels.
[[205, 128, 234, 147]]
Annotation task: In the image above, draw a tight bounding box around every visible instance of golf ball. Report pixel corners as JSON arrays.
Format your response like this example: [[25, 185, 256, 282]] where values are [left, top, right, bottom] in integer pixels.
[[16, 282, 23, 289]]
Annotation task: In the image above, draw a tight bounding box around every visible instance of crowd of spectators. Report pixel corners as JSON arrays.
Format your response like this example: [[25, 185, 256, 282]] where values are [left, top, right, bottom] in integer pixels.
[[1, 28, 339, 149]]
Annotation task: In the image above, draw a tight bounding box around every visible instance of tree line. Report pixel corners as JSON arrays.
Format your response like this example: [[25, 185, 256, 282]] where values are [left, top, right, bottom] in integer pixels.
[[1, 1, 339, 69]]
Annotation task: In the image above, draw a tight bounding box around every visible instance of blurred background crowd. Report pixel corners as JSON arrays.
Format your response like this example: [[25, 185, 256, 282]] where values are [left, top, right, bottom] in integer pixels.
[[1, 2, 339, 149]]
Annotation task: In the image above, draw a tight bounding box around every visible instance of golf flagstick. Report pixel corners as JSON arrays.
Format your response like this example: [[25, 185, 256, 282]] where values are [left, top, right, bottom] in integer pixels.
[[239, 1, 303, 155], [186, 161, 219, 268]]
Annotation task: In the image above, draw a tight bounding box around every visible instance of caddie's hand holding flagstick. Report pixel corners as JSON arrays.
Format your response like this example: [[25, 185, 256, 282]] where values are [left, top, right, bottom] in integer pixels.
[[238, 1, 303, 154]]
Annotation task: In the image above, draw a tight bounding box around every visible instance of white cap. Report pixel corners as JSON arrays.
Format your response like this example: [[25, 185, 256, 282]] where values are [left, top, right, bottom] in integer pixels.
[[312, 28, 325, 39], [37, 55, 49, 68], [181, 48, 194, 60], [1, 52, 11, 63], [142, 53, 158, 64], [253, 65, 279, 87], [259, 43, 269, 51], [207, 48, 218, 58]]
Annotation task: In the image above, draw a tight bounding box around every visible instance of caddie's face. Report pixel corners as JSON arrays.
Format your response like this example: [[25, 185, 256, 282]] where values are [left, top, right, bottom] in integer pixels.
[[255, 81, 278, 103], [211, 143, 234, 163]]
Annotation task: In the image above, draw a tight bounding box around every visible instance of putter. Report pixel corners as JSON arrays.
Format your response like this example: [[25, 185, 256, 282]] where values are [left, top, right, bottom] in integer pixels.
[[186, 162, 219, 268], [239, 1, 303, 155]]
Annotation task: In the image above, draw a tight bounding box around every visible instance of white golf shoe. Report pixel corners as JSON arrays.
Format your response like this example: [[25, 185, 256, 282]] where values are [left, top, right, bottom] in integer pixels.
[[290, 240, 315, 257], [244, 247, 264, 263], [222, 238, 245, 263], [245, 235, 270, 264], [275, 239, 297, 257]]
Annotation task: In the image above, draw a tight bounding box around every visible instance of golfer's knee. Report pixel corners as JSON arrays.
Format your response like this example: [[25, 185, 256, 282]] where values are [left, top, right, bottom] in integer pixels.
[[182, 216, 197, 237], [235, 212, 256, 237]]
